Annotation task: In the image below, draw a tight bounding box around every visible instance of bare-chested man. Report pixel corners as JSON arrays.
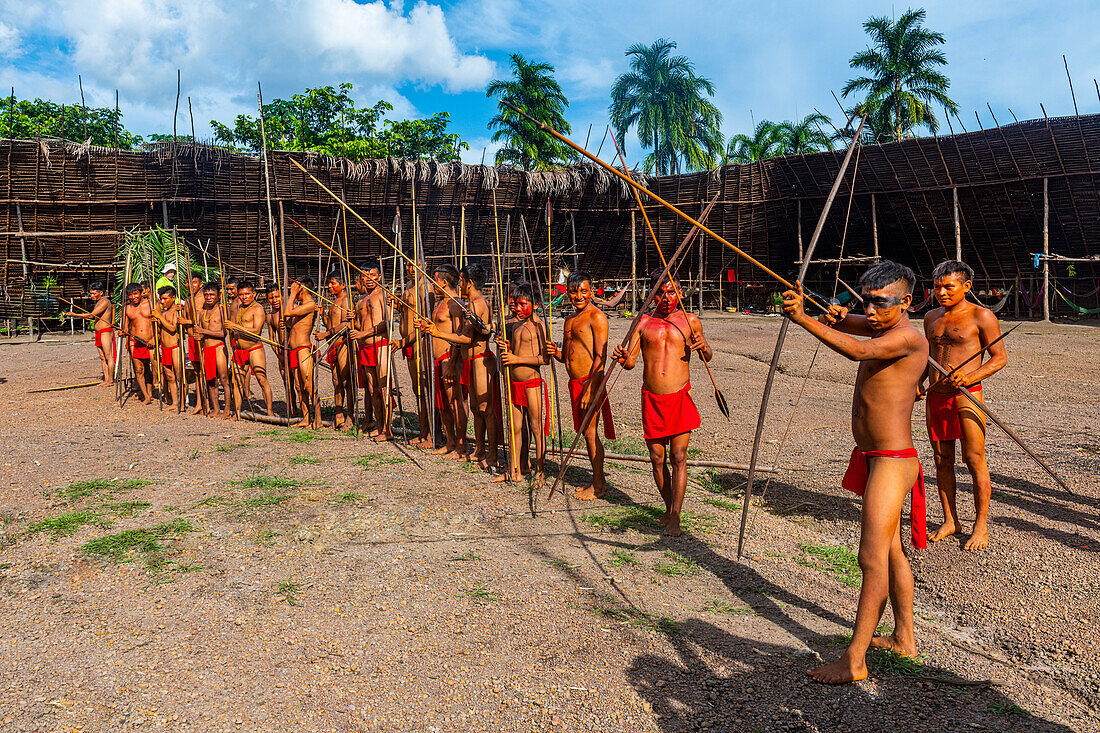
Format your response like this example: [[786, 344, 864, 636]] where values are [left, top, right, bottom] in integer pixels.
[[183, 273, 206, 413], [151, 286, 184, 410], [613, 270, 712, 536], [65, 281, 114, 384], [416, 264, 465, 457], [422, 263, 499, 471], [921, 260, 1006, 551], [285, 278, 321, 427], [352, 260, 392, 441], [783, 261, 928, 684], [547, 271, 615, 500], [225, 281, 273, 416], [497, 283, 551, 484], [192, 282, 232, 419], [122, 282, 155, 404], [266, 284, 297, 418], [316, 273, 355, 430], [392, 260, 432, 447]]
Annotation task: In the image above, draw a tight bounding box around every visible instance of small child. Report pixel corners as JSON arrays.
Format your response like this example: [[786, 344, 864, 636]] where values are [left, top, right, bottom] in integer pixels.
[[497, 283, 551, 484]]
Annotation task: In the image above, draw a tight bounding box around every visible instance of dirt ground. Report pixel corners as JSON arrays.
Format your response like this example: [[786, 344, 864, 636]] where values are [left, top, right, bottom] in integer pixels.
[[0, 314, 1097, 733]]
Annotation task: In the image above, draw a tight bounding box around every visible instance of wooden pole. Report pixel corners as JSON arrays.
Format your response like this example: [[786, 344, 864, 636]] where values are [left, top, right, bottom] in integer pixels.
[[14, 202, 31, 338], [953, 186, 961, 261], [797, 199, 803, 263], [1043, 176, 1050, 322], [698, 208, 705, 313], [871, 193, 878, 259]]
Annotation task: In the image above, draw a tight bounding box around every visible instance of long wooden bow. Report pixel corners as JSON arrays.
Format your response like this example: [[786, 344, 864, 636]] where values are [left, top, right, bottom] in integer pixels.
[[736, 115, 866, 558]]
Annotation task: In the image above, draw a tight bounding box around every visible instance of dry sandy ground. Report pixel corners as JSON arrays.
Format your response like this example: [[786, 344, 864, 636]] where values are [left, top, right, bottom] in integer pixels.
[[0, 315, 1097, 733]]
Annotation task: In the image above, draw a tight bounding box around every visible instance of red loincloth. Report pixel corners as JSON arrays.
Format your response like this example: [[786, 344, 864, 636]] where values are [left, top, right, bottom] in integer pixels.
[[187, 335, 199, 363], [129, 337, 151, 361], [460, 351, 491, 387], [94, 327, 116, 359], [510, 377, 551, 436], [433, 349, 453, 411], [403, 344, 415, 359], [569, 375, 616, 440], [357, 338, 389, 368], [926, 384, 983, 442], [841, 447, 927, 549], [288, 345, 311, 370], [233, 344, 263, 368], [160, 344, 177, 367], [202, 345, 220, 380], [324, 337, 348, 368], [641, 382, 701, 441]]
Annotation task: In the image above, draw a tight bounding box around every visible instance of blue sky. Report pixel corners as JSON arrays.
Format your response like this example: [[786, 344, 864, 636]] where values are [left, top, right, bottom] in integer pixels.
[[2, 0, 1099, 165]]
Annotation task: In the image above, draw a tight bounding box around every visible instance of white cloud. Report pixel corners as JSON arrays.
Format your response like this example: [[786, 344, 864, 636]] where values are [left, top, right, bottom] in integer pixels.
[[460, 136, 503, 165], [0, 21, 20, 58]]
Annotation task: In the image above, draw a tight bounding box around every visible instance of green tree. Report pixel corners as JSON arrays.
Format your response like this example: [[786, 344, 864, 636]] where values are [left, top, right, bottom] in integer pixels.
[[775, 113, 835, 155], [0, 94, 143, 149], [211, 83, 465, 161], [841, 8, 958, 142], [609, 38, 723, 175], [724, 120, 782, 164], [485, 54, 576, 170]]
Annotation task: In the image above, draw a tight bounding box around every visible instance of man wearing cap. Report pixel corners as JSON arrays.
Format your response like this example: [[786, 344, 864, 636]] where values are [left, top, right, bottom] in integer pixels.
[[156, 264, 177, 294]]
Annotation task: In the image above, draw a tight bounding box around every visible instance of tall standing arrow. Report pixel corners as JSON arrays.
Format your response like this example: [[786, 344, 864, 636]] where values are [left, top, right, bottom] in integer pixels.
[[737, 115, 865, 559]]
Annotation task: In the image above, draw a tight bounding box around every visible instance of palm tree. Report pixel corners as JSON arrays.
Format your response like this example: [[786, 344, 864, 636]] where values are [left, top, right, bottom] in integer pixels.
[[609, 38, 723, 175], [486, 54, 575, 170], [724, 120, 782, 164], [841, 8, 959, 142], [775, 113, 835, 155]]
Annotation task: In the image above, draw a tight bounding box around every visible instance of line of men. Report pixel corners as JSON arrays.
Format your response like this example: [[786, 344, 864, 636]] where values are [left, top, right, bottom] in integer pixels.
[[69, 256, 1004, 687]]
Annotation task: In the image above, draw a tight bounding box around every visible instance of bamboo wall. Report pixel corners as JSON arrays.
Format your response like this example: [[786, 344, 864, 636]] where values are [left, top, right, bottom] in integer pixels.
[[3, 111, 1098, 321]]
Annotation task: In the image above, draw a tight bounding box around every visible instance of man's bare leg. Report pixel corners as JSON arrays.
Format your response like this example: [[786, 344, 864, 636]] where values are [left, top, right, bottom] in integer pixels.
[[432, 376, 461, 457], [959, 395, 991, 550], [526, 384, 546, 486], [574, 427, 607, 500], [646, 439, 672, 522], [160, 352, 180, 411], [133, 357, 153, 404], [250, 354, 275, 416], [405, 358, 430, 447], [216, 351, 233, 420], [929, 438, 959, 542], [493, 401, 525, 482], [661, 432, 690, 537], [810, 456, 918, 684], [869, 523, 918, 656], [332, 347, 348, 430], [98, 339, 115, 384]]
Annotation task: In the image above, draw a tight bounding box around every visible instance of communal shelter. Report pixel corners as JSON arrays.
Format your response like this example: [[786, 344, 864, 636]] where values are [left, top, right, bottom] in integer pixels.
[[2, 111, 1098, 332]]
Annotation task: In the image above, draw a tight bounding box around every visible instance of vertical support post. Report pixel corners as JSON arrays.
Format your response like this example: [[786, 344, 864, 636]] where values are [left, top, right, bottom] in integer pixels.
[[15, 202, 30, 338], [796, 199, 803, 263], [953, 186, 961, 261], [698, 220, 704, 314], [1043, 176, 1050, 322], [871, 193, 879, 259], [630, 212, 637, 313]]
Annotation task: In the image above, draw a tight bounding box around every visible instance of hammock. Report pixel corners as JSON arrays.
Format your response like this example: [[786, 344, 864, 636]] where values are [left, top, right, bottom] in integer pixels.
[[1056, 287, 1100, 314], [968, 286, 1013, 314], [1020, 284, 1045, 309], [594, 288, 629, 309], [1060, 280, 1100, 298]]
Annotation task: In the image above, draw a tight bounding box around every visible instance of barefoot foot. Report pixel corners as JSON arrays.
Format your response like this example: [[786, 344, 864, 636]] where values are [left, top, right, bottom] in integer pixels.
[[808, 654, 867, 684], [572, 484, 607, 501], [929, 520, 957, 543], [869, 634, 917, 657], [964, 524, 989, 551], [662, 515, 682, 537]]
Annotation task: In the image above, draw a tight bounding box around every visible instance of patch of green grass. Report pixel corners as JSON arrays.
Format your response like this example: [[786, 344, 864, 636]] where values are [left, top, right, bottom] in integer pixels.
[[653, 551, 700, 577], [798, 543, 861, 588], [988, 702, 1027, 716], [104, 501, 152, 517], [241, 493, 295, 508], [867, 647, 924, 676], [78, 518, 193, 568], [353, 454, 404, 467], [277, 579, 301, 606], [700, 496, 741, 512], [450, 551, 483, 562], [216, 440, 250, 453], [173, 561, 205, 573], [256, 529, 279, 547], [459, 584, 500, 605], [590, 602, 681, 635], [195, 494, 233, 507], [288, 455, 322, 465], [582, 505, 716, 534], [545, 559, 572, 569], [608, 549, 639, 567], [703, 599, 754, 616], [333, 492, 364, 504], [27, 510, 111, 539], [59, 479, 150, 503], [234, 475, 300, 490]]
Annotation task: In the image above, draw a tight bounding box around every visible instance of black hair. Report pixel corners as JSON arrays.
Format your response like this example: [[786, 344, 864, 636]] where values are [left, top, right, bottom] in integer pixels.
[[360, 259, 381, 273], [511, 282, 537, 305], [265, 284, 280, 295], [124, 283, 142, 295], [237, 280, 254, 292], [190, 272, 204, 281], [226, 277, 240, 287], [460, 263, 487, 290], [931, 259, 974, 283], [326, 272, 345, 286], [90, 281, 106, 293], [433, 264, 459, 290], [203, 282, 220, 294], [297, 276, 316, 290], [649, 268, 677, 290], [566, 271, 592, 291], [860, 260, 916, 295], [157, 285, 177, 298]]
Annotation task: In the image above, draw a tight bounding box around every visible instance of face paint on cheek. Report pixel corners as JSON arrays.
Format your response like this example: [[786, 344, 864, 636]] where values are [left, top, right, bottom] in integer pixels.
[[515, 301, 533, 319]]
